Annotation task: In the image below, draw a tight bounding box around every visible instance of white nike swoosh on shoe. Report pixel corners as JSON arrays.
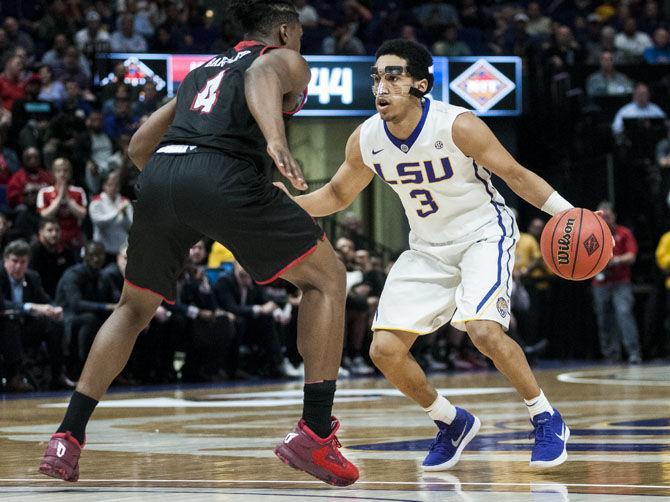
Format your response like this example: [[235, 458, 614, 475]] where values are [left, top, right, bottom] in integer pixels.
[[451, 424, 467, 447], [555, 424, 566, 442], [284, 432, 299, 444]]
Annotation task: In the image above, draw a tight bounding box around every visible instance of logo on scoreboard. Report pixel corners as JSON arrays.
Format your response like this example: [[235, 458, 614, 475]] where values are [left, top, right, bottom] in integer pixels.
[[99, 57, 166, 92], [449, 59, 515, 113]]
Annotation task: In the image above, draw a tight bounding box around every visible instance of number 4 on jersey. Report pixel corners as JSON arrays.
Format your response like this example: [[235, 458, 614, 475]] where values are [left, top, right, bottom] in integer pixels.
[[190, 70, 227, 114]]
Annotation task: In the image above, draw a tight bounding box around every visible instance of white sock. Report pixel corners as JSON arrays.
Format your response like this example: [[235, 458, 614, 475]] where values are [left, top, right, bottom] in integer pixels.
[[423, 395, 457, 425], [524, 390, 554, 419]]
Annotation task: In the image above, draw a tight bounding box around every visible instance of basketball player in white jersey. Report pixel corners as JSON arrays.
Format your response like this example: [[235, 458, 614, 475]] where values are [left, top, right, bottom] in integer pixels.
[[291, 40, 573, 469]]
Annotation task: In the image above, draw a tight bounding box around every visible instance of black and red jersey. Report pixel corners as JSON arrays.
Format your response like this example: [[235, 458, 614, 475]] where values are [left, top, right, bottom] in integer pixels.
[[161, 41, 302, 173]]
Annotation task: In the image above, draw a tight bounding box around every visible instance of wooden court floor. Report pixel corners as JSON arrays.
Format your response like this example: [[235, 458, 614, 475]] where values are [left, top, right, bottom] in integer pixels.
[[0, 364, 669, 501]]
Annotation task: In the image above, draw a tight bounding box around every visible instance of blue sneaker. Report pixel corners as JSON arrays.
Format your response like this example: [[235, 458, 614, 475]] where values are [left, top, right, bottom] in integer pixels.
[[422, 407, 480, 471], [529, 410, 570, 468]]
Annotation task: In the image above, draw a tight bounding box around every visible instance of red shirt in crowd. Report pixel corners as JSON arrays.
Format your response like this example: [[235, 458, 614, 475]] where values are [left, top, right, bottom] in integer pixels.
[[0, 75, 26, 110], [592, 224, 638, 285], [7, 168, 54, 207], [37, 185, 88, 249]]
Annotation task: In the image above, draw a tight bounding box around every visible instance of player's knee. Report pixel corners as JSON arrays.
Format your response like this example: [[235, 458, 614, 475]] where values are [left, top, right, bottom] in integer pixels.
[[466, 321, 503, 355], [369, 335, 401, 368]]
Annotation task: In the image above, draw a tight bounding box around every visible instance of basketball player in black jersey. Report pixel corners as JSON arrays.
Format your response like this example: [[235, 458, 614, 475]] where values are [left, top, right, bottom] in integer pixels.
[[39, 1, 359, 487]]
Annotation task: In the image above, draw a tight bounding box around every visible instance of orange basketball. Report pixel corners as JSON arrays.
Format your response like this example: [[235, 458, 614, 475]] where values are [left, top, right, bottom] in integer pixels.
[[540, 208, 613, 281]]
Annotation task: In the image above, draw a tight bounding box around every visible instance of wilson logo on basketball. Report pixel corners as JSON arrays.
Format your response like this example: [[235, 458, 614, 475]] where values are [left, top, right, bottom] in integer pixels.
[[583, 234, 600, 256], [557, 218, 575, 265]]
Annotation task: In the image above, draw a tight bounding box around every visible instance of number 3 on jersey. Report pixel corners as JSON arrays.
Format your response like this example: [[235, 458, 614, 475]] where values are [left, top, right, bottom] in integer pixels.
[[410, 189, 438, 217], [191, 70, 227, 114]]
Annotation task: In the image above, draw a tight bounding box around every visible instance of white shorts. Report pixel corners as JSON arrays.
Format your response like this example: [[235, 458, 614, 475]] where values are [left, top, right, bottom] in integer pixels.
[[372, 213, 518, 334]]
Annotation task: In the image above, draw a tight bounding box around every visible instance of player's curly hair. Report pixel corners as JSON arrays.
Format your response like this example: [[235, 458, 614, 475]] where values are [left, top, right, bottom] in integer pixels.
[[227, 0, 299, 35], [375, 39, 434, 93]]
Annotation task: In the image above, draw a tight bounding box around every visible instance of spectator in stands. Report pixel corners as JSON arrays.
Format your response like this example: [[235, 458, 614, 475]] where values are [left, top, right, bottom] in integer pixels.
[[592, 202, 642, 364], [586, 26, 621, 65], [75, 10, 110, 58], [614, 18, 652, 64], [432, 23, 472, 57], [56, 241, 117, 374], [37, 158, 87, 250], [108, 134, 140, 198], [0, 128, 19, 185], [84, 109, 115, 193], [29, 218, 76, 298], [639, 0, 663, 35], [658, 124, 670, 171], [104, 97, 137, 141], [215, 261, 286, 378], [612, 83, 667, 136], [89, 170, 133, 262], [56, 47, 91, 91], [655, 229, 670, 358], [3, 17, 34, 57], [37, 64, 66, 105], [525, 2, 551, 38], [0, 211, 11, 252], [644, 28, 670, 64], [295, 0, 319, 28], [544, 25, 585, 70], [0, 239, 72, 390], [110, 13, 148, 53], [134, 81, 160, 117], [586, 50, 633, 98], [179, 240, 237, 381], [42, 34, 90, 79], [0, 55, 26, 111], [0, 28, 13, 64], [7, 147, 53, 209], [322, 20, 365, 55]]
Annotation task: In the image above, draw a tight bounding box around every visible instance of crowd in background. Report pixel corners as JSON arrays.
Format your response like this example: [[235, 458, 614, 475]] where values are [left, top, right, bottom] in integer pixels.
[[1, 0, 670, 392]]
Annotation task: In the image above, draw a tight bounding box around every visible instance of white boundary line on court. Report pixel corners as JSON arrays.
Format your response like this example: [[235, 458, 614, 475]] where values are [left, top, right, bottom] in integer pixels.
[[557, 369, 670, 386], [0, 479, 668, 490]]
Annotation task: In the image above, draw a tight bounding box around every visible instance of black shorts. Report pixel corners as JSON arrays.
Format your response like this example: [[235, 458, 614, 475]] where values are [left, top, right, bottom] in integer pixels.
[[125, 148, 323, 303]]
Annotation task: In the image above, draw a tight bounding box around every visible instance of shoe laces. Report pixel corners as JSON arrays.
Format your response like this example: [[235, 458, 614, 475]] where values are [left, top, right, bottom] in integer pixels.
[[529, 419, 550, 444], [428, 429, 447, 453]]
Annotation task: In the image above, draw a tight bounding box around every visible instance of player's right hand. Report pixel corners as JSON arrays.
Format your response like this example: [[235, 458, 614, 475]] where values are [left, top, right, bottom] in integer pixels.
[[267, 141, 308, 191]]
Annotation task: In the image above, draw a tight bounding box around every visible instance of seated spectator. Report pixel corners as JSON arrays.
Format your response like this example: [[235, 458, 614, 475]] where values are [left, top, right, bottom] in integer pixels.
[[104, 97, 138, 141], [3, 17, 34, 57], [56, 241, 117, 375], [322, 21, 365, 55], [586, 26, 622, 65], [60, 80, 92, 118], [84, 109, 115, 193], [591, 202, 642, 364], [644, 27, 670, 64], [0, 55, 26, 111], [133, 81, 160, 118], [29, 218, 76, 298], [0, 128, 20, 185], [179, 240, 237, 381], [586, 51, 633, 98], [525, 2, 551, 38], [55, 46, 91, 92], [108, 134, 140, 198], [9, 72, 48, 138], [214, 261, 285, 378], [612, 83, 667, 136], [658, 124, 670, 170], [0, 211, 10, 251], [7, 147, 53, 209], [295, 0, 319, 28], [0, 27, 14, 64], [110, 13, 148, 53], [0, 239, 72, 390], [544, 25, 585, 70], [432, 23, 472, 57], [75, 10, 110, 58], [89, 170, 133, 262], [614, 18, 652, 63], [37, 158, 87, 250], [37, 65, 66, 105], [42, 34, 88, 78]]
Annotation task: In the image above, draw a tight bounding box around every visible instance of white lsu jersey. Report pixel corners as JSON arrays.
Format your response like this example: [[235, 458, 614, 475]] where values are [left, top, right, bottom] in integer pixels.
[[359, 98, 507, 244]]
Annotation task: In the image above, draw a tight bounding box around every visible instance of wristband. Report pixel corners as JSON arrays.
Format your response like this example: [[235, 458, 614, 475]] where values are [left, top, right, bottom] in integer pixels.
[[541, 191, 573, 216]]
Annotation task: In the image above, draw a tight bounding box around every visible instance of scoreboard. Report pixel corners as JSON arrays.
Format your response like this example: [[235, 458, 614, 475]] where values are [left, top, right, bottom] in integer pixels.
[[95, 53, 522, 117]]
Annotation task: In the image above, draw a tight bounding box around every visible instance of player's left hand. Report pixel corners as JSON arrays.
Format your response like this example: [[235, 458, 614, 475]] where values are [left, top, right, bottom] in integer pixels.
[[267, 141, 308, 191]]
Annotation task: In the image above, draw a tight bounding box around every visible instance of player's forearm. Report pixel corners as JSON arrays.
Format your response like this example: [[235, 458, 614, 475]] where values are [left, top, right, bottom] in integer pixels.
[[245, 66, 288, 146], [128, 99, 176, 170], [507, 167, 572, 215], [295, 184, 346, 217]]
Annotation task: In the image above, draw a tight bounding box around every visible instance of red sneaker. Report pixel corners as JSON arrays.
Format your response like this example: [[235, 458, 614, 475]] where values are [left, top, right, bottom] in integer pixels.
[[38, 432, 83, 482], [274, 417, 359, 487]]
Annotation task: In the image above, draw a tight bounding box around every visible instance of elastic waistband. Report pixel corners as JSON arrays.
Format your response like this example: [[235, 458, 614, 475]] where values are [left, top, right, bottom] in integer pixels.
[[155, 144, 224, 155]]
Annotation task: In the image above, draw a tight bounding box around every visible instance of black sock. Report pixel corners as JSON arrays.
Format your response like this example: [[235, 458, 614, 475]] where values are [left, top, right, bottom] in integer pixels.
[[302, 380, 336, 438], [56, 391, 99, 444]]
